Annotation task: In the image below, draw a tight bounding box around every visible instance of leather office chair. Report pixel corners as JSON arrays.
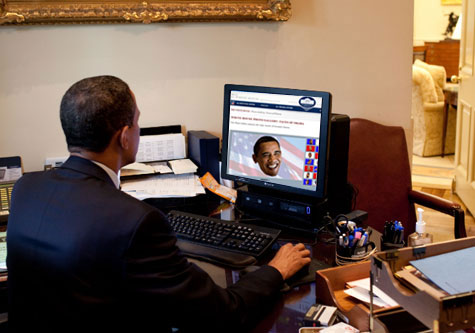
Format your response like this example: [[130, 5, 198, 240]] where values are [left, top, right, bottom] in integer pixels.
[[347, 118, 466, 240]]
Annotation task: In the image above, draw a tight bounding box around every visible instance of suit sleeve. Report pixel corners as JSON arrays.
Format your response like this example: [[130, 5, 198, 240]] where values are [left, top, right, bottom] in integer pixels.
[[124, 208, 284, 332]]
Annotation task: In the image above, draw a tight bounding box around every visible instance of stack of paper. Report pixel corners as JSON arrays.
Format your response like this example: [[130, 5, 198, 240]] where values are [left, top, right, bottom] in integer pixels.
[[121, 173, 205, 200], [0, 231, 6, 272], [168, 159, 198, 175], [344, 278, 399, 308], [136, 133, 186, 163], [121, 161, 173, 177]]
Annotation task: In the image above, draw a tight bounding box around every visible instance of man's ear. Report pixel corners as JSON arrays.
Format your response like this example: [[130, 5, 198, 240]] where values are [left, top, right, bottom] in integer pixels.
[[118, 125, 130, 150], [252, 154, 257, 163]]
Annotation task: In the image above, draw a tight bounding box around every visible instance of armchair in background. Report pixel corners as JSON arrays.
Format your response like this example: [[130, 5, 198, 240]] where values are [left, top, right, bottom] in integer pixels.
[[412, 59, 456, 156], [347, 118, 466, 240]]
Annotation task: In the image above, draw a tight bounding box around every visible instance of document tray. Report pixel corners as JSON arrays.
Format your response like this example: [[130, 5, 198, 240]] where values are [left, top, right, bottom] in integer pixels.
[[371, 236, 475, 332]]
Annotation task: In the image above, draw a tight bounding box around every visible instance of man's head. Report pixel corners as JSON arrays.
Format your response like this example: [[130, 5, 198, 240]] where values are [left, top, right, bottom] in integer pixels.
[[252, 136, 282, 177], [60, 75, 140, 166]]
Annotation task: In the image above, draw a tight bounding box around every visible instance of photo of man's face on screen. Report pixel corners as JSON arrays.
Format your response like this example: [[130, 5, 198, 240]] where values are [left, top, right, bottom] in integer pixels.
[[227, 131, 305, 182], [252, 136, 282, 177]]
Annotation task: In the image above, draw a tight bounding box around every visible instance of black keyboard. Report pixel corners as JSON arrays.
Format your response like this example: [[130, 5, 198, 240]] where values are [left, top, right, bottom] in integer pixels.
[[167, 210, 281, 268]]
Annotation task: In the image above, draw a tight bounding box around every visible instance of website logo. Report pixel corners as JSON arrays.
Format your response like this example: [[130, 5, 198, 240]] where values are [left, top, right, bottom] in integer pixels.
[[299, 97, 316, 110]]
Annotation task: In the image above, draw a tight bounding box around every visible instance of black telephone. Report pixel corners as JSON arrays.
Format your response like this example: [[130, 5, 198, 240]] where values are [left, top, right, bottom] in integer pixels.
[[0, 156, 22, 223]]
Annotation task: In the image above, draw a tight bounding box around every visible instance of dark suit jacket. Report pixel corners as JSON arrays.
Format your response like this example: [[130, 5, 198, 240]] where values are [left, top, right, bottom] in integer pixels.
[[7, 156, 283, 332]]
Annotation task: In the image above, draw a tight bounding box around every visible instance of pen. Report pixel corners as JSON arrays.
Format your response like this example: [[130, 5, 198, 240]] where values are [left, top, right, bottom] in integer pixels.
[[357, 234, 366, 247]]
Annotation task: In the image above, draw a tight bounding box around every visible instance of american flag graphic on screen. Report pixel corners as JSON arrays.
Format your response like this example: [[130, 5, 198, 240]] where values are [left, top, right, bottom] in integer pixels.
[[228, 131, 309, 180]]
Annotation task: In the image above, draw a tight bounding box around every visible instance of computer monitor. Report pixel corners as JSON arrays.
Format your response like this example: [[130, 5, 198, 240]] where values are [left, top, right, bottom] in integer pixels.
[[221, 84, 332, 200]]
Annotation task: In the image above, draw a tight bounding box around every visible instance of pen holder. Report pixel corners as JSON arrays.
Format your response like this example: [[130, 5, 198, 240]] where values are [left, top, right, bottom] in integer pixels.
[[381, 239, 405, 251], [335, 242, 376, 266]]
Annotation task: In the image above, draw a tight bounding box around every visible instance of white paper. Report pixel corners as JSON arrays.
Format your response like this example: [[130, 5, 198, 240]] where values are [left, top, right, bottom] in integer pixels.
[[122, 162, 155, 172], [0, 166, 22, 182], [0, 232, 6, 270], [151, 162, 173, 174], [344, 287, 390, 308], [168, 159, 198, 175], [121, 161, 173, 177], [121, 174, 204, 199], [346, 277, 399, 307], [136, 133, 186, 162]]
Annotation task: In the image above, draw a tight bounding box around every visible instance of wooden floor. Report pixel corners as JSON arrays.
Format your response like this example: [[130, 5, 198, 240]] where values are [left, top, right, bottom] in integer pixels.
[[411, 154, 475, 242]]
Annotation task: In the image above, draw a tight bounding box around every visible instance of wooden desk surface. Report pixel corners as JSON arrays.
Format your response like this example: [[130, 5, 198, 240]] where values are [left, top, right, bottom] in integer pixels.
[[163, 198, 379, 332]]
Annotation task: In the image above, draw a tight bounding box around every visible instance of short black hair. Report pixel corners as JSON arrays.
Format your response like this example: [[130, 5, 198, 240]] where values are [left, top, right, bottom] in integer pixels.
[[253, 136, 280, 156], [60, 75, 136, 153]]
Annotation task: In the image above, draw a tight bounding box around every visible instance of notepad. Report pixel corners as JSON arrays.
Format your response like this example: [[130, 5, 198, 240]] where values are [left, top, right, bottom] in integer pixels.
[[168, 159, 198, 175]]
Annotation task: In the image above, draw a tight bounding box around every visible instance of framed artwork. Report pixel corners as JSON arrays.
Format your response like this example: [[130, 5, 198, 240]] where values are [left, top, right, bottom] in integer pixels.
[[0, 0, 291, 25], [441, 0, 462, 5]]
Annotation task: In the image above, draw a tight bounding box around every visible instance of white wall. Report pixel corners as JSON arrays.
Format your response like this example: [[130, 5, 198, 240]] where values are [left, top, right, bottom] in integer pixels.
[[414, 0, 461, 42], [0, 0, 414, 172]]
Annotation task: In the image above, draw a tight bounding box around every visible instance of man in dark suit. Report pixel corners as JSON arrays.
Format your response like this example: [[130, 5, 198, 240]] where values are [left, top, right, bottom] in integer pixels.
[[7, 76, 311, 332]]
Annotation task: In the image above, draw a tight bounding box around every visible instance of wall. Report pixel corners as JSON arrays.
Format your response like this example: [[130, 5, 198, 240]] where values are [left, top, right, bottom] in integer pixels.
[[0, 0, 414, 172], [414, 0, 462, 43]]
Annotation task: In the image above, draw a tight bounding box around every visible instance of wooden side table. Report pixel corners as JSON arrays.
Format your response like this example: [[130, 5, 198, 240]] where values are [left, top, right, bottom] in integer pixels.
[[442, 84, 458, 157]]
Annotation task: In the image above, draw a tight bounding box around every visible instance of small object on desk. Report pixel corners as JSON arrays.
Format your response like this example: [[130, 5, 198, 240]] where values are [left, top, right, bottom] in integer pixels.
[[335, 222, 375, 265], [303, 304, 337, 327], [381, 220, 405, 250], [280, 258, 330, 292], [407, 208, 433, 247], [200, 172, 237, 203], [168, 158, 198, 175]]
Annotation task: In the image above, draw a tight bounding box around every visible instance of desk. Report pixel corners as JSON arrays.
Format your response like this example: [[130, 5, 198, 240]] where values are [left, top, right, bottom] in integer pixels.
[[442, 84, 458, 157], [145, 195, 393, 332]]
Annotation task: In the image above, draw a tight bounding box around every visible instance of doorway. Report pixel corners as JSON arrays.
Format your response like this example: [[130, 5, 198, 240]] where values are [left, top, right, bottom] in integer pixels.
[[412, 0, 474, 240]]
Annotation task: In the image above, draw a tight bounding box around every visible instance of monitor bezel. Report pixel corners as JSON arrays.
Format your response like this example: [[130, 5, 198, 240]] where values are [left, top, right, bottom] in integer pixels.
[[221, 84, 332, 199]]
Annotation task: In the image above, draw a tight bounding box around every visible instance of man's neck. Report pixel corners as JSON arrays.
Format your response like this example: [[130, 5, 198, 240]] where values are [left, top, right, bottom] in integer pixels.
[[70, 151, 122, 174]]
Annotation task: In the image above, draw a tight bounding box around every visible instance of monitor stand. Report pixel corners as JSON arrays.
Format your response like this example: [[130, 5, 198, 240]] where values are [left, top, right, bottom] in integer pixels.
[[235, 184, 330, 234]]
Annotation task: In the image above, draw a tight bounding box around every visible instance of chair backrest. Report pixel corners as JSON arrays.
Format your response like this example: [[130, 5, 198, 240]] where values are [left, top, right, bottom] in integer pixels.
[[413, 59, 446, 102], [347, 118, 416, 238]]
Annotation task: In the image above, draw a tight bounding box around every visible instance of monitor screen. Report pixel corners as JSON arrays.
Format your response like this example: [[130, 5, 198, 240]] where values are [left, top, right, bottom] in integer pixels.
[[221, 84, 332, 199]]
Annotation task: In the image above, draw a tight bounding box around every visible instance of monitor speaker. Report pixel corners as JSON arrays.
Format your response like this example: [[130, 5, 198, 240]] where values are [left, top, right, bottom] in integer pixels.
[[187, 130, 220, 181], [326, 114, 353, 216]]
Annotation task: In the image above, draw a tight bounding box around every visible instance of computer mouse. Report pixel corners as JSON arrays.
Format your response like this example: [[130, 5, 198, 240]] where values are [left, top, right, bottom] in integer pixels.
[[287, 263, 310, 283]]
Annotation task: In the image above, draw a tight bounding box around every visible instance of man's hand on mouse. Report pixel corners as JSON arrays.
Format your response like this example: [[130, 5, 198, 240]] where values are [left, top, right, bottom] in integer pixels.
[[267, 243, 311, 280]]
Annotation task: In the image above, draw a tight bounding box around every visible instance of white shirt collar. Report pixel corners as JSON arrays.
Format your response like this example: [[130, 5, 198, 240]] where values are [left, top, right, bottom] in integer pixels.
[[91, 160, 120, 189]]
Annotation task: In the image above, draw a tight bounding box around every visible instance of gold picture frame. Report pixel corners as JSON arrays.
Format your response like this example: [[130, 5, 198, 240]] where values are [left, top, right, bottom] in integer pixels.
[[441, 0, 462, 5], [0, 0, 291, 25]]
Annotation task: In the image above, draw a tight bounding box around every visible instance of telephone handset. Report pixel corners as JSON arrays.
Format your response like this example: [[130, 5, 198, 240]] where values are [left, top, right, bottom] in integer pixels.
[[0, 156, 23, 223]]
